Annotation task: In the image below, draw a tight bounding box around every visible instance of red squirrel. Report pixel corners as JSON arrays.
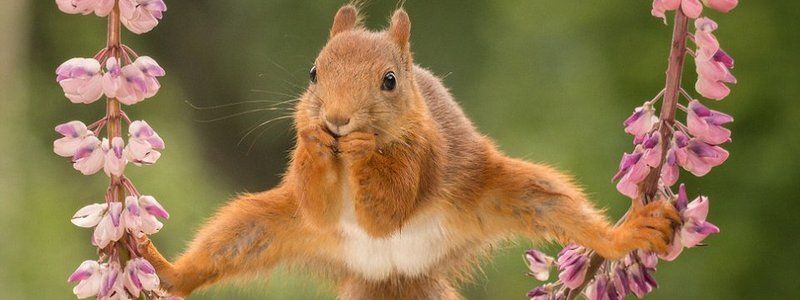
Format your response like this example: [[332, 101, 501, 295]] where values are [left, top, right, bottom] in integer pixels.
[[139, 5, 679, 299]]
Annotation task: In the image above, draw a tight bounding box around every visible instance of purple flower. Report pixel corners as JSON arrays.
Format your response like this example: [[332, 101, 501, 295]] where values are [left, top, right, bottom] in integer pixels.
[[687, 100, 733, 145], [56, 0, 115, 17], [673, 131, 729, 176], [123, 258, 160, 297], [103, 137, 127, 177], [584, 275, 609, 300], [125, 120, 165, 165], [660, 147, 679, 186], [122, 195, 169, 237], [624, 104, 658, 138], [71, 203, 108, 228], [639, 132, 663, 168], [93, 201, 124, 248], [527, 285, 551, 300], [99, 261, 126, 299], [102, 57, 122, 99], [611, 266, 630, 299], [557, 244, 589, 289], [105, 56, 165, 105], [613, 152, 649, 199], [56, 58, 104, 104], [54, 121, 93, 157], [660, 184, 721, 261], [627, 263, 657, 299], [120, 0, 167, 34], [694, 17, 736, 100], [525, 249, 555, 281], [72, 136, 105, 175], [68, 260, 103, 299]]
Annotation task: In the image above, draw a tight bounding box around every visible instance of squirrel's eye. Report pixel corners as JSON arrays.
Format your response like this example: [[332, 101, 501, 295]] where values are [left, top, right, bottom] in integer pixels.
[[381, 71, 396, 91], [309, 65, 317, 83]]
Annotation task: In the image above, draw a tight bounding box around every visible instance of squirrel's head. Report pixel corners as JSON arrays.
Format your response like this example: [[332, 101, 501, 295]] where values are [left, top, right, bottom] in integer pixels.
[[296, 5, 426, 143]]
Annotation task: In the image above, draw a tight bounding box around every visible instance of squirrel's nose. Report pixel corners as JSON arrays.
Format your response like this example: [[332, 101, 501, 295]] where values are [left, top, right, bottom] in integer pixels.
[[326, 114, 351, 127], [324, 113, 351, 135]]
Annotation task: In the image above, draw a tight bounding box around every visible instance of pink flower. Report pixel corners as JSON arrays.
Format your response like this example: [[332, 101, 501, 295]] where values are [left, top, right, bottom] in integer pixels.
[[557, 244, 589, 289], [695, 77, 732, 100], [637, 250, 659, 269], [99, 261, 126, 299], [525, 249, 554, 281], [102, 57, 122, 99], [686, 100, 733, 144], [613, 152, 648, 199], [527, 284, 558, 300], [702, 0, 738, 13], [660, 148, 680, 186], [681, 0, 704, 19], [124, 258, 160, 297], [71, 203, 108, 228], [584, 275, 610, 300], [639, 132, 663, 168], [126, 120, 165, 165], [72, 136, 105, 175], [660, 185, 720, 260], [56, 0, 115, 17], [68, 260, 103, 299], [627, 263, 657, 298], [115, 65, 148, 105], [120, 0, 168, 34], [54, 121, 92, 157], [114, 56, 164, 105], [694, 18, 736, 100], [103, 137, 128, 177], [672, 131, 729, 176], [133, 56, 165, 97], [679, 196, 720, 247], [122, 195, 169, 237], [651, 0, 680, 21], [695, 18, 719, 58], [93, 201, 124, 248], [613, 133, 660, 200], [623, 104, 658, 138], [56, 58, 104, 104]]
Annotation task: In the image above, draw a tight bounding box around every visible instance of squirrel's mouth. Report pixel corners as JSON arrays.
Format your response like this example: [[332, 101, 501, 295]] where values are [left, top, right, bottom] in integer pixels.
[[323, 126, 343, 138]]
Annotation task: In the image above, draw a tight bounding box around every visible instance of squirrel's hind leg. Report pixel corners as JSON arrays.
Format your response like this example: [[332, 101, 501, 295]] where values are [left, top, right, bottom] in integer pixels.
[[478, 156, 679, 260], [139, 185, 320, 297]]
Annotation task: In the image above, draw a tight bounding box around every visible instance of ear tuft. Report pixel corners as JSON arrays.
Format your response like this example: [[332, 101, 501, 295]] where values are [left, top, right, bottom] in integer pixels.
[[388, 9, 411, 49], [330, 5, 359, 38]]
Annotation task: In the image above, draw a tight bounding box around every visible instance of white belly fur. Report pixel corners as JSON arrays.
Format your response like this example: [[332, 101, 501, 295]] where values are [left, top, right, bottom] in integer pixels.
[[338, 174, 451, 281]]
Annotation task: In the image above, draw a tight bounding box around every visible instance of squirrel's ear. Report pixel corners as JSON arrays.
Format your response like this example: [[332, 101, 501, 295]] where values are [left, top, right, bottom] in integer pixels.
[[330, 5, 359, 38], [388, 9, 411, 49]]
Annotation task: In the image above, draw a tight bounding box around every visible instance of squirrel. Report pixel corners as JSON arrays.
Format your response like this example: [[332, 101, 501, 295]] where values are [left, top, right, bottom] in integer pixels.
[[138, 5, 680, 299]]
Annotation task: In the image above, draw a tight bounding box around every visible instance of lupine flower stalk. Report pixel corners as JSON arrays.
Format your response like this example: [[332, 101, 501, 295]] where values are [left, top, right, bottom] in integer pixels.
[[525, 1, 736, 299], [55, 1, 172, 299]]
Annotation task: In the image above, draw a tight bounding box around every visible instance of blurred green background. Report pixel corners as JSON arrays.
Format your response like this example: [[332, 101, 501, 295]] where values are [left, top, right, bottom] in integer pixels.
[[1, 1, 798, 299]]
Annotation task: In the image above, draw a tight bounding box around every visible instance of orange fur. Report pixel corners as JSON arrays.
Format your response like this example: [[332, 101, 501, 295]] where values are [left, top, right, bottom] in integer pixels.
[[139, 5, 678, 299]]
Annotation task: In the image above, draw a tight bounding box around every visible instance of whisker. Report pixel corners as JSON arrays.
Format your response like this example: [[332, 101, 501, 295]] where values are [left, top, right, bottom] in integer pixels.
[[246, 118, 293, 155], [266, 57, 303, 83], [185, 99, 291, 110], [194, 108, 294, 123], [266, 97, 301, 108], [249, 89, 298, 98], [237, 115, 295, 147]]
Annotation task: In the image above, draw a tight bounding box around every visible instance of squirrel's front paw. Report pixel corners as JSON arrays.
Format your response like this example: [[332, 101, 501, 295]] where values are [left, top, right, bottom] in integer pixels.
[[299, 126, 336, 158], [338, 131, 377, 161], [609, 200, 680, 258]]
